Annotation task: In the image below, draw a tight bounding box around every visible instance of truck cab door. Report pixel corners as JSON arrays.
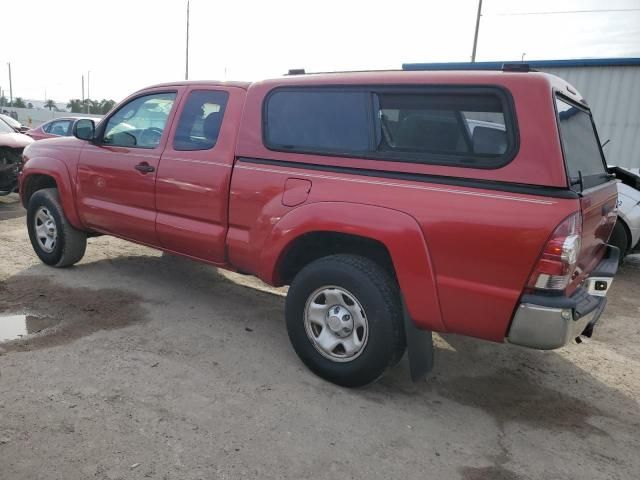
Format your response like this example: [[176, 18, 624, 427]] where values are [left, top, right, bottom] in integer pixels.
[[76, 90, 180, 245], [155, 86, 246, 264]]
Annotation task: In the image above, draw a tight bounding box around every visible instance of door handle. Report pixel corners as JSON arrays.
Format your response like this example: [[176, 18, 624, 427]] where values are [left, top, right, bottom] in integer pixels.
[[134, 162, 155, 174]]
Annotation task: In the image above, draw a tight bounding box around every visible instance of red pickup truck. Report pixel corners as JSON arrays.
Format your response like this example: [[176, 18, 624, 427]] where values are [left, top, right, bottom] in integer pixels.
[[19, 68, 619, 386]]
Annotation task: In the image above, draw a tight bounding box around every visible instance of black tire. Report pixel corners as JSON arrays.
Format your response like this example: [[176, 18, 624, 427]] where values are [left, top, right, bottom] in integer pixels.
[[285, 254, 406, 387], [27, 188, 87, 267], [609, 221, 628, 264]]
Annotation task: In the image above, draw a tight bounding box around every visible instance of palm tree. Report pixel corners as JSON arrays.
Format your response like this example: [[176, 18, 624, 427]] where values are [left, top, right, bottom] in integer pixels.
[[100, 99, 116, 114], [45, 99, 57, 111], [66, 99, 83, 113], [89, 100, 101, 114]]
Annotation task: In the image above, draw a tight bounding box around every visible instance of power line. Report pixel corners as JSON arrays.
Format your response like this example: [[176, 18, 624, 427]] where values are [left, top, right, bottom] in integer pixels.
[[491, 8, 640, 16]]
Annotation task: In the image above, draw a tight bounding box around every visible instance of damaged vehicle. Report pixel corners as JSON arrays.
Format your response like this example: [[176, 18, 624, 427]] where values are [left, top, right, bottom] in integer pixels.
[[0, 117, 33, 195], [608, 166, 640, 258], [0, 113, 29, 134]]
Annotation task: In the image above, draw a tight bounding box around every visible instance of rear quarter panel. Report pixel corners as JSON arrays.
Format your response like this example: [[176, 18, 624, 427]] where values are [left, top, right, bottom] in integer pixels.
[[229, 160, 579, 341]]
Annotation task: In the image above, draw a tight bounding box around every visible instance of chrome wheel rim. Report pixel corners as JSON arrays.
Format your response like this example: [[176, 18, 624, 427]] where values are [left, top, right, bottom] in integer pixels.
[[304, 286, 369, 362], [34, 206, 57, 253]]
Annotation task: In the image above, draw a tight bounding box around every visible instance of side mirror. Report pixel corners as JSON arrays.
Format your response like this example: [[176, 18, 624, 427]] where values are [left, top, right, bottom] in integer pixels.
[[73, 119, 95, 141]]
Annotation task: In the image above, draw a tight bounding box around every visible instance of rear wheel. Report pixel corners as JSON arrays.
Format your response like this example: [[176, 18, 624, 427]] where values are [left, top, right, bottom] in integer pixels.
[[609, 221, 628, 264], [27, 188, 87, 267], [285, 254, 405, 387]]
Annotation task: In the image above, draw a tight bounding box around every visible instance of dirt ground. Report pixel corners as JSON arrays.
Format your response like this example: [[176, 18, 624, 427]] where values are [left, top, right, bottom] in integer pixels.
[[1, 192, 639, 480]]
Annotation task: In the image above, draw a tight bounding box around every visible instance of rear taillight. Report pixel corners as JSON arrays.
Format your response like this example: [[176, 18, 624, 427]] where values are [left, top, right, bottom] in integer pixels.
[[527, 212, 582, 292]]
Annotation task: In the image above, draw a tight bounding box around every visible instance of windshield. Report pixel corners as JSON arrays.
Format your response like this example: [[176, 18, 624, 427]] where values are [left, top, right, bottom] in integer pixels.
[[0, 114, 20, 129], [0, 117, 15, 134], [555, 96, 607, 191]]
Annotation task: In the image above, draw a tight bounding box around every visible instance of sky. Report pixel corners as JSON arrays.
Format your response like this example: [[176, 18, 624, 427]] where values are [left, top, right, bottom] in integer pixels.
[[1, 0, 639, 106]]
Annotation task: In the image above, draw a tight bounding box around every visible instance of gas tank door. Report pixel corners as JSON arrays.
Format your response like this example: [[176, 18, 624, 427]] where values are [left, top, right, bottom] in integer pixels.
[[282, 178, 312, 207]]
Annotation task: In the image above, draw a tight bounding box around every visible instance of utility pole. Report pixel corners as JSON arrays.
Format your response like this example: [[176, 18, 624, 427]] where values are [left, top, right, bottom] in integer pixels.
[[471, 0, 482, 62], [185, 0, 190, 80], [7, 62, 13, 107], [87, 70, 91, 113]]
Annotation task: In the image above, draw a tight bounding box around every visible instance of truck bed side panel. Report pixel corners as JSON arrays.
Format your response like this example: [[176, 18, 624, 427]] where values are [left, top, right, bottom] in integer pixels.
[[228, 159, 578, 341]]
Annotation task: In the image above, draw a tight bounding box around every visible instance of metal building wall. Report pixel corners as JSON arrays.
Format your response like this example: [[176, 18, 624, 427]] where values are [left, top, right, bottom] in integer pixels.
[[539, 66, 640, 168]]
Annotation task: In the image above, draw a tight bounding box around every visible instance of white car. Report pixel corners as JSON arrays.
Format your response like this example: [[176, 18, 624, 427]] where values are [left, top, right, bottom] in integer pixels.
[[609, 166, 640, 257]]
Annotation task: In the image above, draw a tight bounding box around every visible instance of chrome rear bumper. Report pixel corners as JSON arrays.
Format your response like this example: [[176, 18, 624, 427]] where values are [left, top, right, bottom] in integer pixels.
[[507, 245, 618, 350]]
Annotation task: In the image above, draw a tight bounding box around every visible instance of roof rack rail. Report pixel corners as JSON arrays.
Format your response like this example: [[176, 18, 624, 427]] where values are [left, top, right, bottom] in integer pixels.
[[502, 63, 532, 72], [285, 68, 402, 76], [402, 62, 536, 72]]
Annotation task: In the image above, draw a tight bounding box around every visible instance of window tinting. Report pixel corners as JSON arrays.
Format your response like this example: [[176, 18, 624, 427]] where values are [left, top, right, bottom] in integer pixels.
[[377, 93, 508, 157], [264, 87, 514, 167], [266, 90, 370, 152], [173, 90, 229, 151], [555, 97, 607, 190]]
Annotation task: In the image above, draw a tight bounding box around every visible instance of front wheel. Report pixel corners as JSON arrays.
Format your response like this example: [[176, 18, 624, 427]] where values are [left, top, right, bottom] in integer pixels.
[[27, 188, 87, 267], [285, 254, 406, 387]]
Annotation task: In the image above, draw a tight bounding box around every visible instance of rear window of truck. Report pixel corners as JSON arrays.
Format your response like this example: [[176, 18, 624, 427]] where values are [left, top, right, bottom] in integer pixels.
[[264, 87, 516, 168], [555, 96, 608, 191]]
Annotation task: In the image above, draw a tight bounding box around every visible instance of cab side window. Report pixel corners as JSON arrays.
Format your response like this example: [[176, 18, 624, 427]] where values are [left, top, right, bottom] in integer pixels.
[[173, 90, 229, 151], [103, 92, 176, 148]]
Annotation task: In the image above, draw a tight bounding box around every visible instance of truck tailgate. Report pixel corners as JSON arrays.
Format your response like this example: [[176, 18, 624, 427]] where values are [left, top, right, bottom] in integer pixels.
[[574, 181, 618, 288]]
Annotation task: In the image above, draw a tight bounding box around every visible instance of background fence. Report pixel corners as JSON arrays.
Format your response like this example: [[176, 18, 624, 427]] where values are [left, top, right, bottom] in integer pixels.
[[1, 107, 103, 128]]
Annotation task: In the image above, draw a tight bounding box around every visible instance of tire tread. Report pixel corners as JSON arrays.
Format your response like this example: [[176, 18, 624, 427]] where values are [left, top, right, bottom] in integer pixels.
[[327, 254, 406, 368], [28, 188, 86, 267]]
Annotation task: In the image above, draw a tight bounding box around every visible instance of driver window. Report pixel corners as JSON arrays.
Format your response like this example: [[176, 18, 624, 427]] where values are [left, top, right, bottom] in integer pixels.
[[103, 92, 177, 148]]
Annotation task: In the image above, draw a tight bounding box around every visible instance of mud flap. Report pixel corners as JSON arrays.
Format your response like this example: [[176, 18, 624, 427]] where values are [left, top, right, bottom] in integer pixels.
[[403, 302, 434, 382]]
